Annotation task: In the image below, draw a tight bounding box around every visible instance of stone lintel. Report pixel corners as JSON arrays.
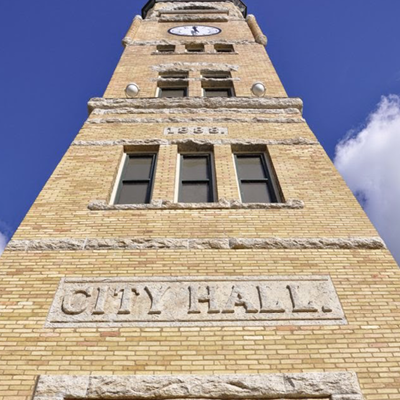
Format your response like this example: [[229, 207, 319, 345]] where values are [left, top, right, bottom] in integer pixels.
[[33, 372, 364, 399]]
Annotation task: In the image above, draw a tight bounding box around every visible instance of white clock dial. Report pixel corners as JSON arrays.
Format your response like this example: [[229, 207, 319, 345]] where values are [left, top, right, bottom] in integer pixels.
[[168, 25, 221, 37]]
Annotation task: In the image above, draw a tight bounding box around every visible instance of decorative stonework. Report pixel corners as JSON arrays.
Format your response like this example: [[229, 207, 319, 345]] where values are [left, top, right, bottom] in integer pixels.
[[146, 1, 243, 19], [87, 116, 304, 124], [152, 62, 239, 72], [154, 77, 241, 82], [159, 15, 229, 22], [164, 126, 228, 135], [73, 138, 317, 146], [123, 39, 259, 46], [88, 96, 304, 113], [91, 107, 301, 116], [46, 276, 345, 328], [33, 373, 364, 399], [87, 198, 305, 210], [247, 14, 267, 46], [7, 237, 386, 252]]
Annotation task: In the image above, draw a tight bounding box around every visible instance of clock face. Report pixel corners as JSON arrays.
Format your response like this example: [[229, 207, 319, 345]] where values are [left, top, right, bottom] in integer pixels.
[[168, 25, 221, 37]]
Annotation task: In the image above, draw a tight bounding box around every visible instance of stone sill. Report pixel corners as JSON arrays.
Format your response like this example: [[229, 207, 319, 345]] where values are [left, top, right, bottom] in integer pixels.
[[88, 199, 304, 211], [151, 51, 239, 55], [33, 372, 364, 400]]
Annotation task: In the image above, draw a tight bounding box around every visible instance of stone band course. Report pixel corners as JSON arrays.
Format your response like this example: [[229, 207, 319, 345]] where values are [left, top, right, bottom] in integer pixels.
[[88, 97, 304, 113], [73, 138, 317, 147], [33, 373, 364, 399], [7, 237, 386, 252]]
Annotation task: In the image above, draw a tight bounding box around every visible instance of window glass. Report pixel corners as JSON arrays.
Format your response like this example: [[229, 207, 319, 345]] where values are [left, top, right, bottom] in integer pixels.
[[123, 156, 154, 180], [180, 182, 210, 203], [235, 154, 277, 203], [118, 182, 150, 204], [179, 154, 215, 203], [181, 156, 209, 180], [115, 154, 157, 205], [240, 182, 272, 203], [159, 88, 187, 98], [236, 155, 265, 180], [204, 89, 232, 98]]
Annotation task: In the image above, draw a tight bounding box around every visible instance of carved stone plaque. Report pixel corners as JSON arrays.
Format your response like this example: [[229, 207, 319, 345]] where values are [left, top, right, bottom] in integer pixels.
[[164, 126, 228, 135], [46, 276, 346, 327]]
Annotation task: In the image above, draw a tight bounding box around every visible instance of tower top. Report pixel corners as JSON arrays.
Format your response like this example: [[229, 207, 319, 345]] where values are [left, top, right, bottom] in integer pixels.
[[141, 0, 248, 19]]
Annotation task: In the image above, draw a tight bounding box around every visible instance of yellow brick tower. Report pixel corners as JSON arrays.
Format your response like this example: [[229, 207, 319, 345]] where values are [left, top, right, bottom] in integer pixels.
[[1, 1, 400, 399]]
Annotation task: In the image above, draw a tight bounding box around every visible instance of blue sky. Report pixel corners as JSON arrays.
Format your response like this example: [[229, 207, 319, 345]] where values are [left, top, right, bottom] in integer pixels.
[[0, 0, 400, 262]]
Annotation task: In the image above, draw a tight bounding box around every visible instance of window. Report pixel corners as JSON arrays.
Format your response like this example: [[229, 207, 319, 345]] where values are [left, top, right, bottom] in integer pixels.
[[157, 44, 175, 53], [202, 71, 235, 98], [215, 44, 234, 53], [159, 88, 188, 98], [115, 154, 157, 204], [234, 154, 278, 203], [204, 88, 233, 98], [178, 154, 216, 203], [185, 44, 205, 53], [158, 71, 189, 98]]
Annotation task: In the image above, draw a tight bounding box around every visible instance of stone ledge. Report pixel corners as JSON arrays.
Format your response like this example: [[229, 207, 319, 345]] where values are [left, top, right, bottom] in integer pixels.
[[152, 61, 239, 72], [88, 198, 305, 210], [86, 116, 304, 124], [33, 372, 364, 399], [159, 15, 230, 22], [123, 39, 258, 46], [88, 97, 304, 113], [73, 138, 318, 147], [151, 51, 240, 55], [91, 107, 301, 116], [7, 236, 386, 252]]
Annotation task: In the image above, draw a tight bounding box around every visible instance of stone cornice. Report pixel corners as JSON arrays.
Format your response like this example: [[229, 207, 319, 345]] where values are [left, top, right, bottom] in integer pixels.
[[88, 97, 304, 114]]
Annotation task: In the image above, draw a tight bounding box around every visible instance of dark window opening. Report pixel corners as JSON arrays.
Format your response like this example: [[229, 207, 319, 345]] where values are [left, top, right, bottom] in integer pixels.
[[159, 88, 188, 98], [179, 154, 216, 203], [185, 44, 205, 53], [204, 88, 233, 98], [116, 154, 157, 204], [234, 154, 278, 203], [157, 45, 176, 53], [215, 44, 235, 53]]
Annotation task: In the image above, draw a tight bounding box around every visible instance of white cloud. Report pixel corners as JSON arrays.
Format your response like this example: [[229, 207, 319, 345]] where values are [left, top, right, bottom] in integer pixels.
[[334, 95, 400, 266], [0, 231, 7, 256]]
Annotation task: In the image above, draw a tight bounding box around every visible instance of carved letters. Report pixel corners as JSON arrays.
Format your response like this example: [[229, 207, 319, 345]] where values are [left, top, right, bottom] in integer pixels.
[[164, 126, 228, 135], [46, 276, 346, 327]]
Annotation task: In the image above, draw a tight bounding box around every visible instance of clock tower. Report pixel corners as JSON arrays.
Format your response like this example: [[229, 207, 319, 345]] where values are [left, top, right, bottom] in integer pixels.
[[1, 1, 400, 400]]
